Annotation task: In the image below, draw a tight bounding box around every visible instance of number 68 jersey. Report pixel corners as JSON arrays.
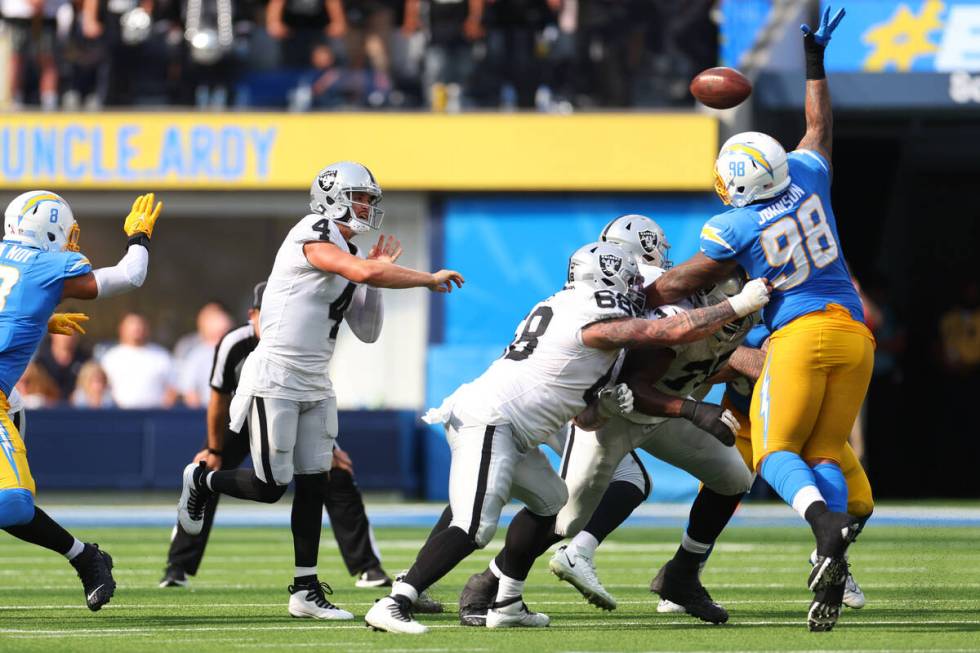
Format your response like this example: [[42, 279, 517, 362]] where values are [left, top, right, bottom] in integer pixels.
[[444, 286, 634, 452], [237, 215, 360, 402], [698, 149, 863, 332]]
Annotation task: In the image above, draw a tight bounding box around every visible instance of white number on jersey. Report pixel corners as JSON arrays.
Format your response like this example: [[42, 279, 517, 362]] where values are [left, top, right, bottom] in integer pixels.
[[759, 194, 840, 290]]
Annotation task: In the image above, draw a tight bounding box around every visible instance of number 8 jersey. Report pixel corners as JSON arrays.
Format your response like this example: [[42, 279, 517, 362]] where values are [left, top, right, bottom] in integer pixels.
[[698, 149, 862, 331], [444, 286, 632, 452]]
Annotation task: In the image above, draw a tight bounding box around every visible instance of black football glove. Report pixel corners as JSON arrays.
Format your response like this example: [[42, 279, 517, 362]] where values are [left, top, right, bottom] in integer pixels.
[[679, 400, 740, 446]]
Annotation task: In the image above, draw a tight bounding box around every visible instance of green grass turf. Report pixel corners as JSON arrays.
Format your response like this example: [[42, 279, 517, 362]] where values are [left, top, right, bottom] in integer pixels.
[[1, 524, 978, 652]]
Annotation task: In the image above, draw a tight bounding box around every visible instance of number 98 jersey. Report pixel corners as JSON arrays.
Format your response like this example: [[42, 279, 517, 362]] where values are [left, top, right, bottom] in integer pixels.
[[698, 149, 863, 332], [447, 286, 633, 451]]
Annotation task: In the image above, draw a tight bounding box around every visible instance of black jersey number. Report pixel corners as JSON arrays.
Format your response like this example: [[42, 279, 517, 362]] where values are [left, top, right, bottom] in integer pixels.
[[312, 219, 332, 241], [594, 290, 636, 315], [660, 353, 732, 392], [504, 306, 554, 361], [328, 282, 356, 339]]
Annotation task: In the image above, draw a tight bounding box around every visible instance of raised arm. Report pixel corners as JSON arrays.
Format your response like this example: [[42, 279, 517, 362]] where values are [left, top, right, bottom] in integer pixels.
[[303, 240, 463, 292], [796, 6, 845, 161], [584, 278, 770, 350], [647, 252, 737, 306]]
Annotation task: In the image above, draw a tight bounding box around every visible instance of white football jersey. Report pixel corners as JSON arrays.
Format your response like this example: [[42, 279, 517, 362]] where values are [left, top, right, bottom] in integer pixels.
[[448, 285, 634, 451], [238, 216, 362, 401]]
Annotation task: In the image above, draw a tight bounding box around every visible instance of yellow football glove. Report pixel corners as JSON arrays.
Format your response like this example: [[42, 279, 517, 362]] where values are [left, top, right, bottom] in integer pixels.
[[123, 193, 163, 239], [47, 312, 89, 336]]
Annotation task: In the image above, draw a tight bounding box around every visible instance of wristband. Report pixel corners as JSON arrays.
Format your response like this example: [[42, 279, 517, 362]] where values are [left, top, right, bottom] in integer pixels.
[[803, 34, 826, 80], [207, 448, 222, 456], [127, 233, 151, 250]]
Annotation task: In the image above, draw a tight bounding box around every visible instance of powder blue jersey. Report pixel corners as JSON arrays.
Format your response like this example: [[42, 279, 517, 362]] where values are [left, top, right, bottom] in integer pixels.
[[0, 242, 91, 396], [699, 149, 862, 332]]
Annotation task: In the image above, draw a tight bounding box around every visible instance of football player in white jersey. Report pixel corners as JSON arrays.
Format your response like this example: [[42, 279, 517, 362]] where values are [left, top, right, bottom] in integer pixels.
[[364, 240, 772, 634], [176, 161, 464, 620]]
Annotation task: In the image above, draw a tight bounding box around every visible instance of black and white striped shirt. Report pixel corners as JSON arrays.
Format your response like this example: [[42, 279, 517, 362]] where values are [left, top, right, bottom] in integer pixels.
[[209, 323, 259, 395]]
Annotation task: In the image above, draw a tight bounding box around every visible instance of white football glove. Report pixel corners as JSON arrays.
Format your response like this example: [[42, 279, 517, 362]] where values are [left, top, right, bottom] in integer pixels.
[[727, 277, 771, 318], [596, 383, 634, 418]]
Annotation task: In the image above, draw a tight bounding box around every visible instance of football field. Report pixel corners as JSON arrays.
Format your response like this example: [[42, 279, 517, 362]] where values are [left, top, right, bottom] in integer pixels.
[[1, 516, 979, 652]]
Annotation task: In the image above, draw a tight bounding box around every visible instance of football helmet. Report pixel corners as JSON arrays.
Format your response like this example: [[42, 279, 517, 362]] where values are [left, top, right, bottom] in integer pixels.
[[4, 190, 80, 252], [695, 271, 758, 343], [309, 161, 383, 234], [566, 241, 642, 299], [713, 131, 791, 208], [600, 214, 672, 268]]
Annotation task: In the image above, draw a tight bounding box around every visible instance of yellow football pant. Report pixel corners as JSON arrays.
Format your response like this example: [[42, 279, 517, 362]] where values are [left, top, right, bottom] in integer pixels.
[[0, 391, 35, 495], [750, 305, 874, 472]]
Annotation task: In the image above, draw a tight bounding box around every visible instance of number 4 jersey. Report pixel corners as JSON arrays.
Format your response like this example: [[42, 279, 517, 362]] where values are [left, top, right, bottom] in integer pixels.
[[698, 149, 862, 332], [440, 286, 633, 452], [235, 215, 360, 404]]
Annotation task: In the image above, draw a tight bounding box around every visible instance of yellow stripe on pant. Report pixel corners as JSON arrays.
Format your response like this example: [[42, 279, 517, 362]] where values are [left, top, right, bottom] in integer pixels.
[[723, 397, 874, 518], [0, 391, 35, 495], [749, 303, 875, 475]]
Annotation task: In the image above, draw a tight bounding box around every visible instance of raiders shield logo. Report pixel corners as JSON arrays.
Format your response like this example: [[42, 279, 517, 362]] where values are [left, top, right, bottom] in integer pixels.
[[598, 254, 622, 277], [317, 169, 338, 193], [638, 230, 658, 253]]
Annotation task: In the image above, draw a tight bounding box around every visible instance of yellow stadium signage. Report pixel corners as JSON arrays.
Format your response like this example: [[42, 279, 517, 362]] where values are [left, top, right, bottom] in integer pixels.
[[0, 113, 716, 191]]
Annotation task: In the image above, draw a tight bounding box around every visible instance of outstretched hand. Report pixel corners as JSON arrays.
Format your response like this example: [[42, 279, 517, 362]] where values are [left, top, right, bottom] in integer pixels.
[[428, 270, 465, 293], [801, 5, 845, 46], [368, 234, 403, 264], [123, 192, 163, 239], [47, 312, 89, 336]]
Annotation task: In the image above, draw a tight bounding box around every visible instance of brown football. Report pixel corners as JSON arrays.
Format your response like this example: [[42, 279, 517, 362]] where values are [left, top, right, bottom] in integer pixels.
[[690, 67, 752, 110]]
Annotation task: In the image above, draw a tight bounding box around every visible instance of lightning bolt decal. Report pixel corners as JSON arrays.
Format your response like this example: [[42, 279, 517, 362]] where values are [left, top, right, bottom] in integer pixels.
[[0, 422, 21, 485], [759, 357, 772, 450], [700, 225, 736, 253]]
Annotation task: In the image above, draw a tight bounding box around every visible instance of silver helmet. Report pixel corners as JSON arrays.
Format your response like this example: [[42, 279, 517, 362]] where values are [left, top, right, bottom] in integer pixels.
[[309, 161, 383, 235], [599, 214, 671, 268], [566, 241, 642, 300], [695, 271, 758, 343]]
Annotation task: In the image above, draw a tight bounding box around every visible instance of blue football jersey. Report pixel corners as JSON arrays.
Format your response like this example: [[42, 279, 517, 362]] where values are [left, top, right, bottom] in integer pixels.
[[699, 149, 863, 332], [0, 242, 91, 396], [723, 322, 770, 416]]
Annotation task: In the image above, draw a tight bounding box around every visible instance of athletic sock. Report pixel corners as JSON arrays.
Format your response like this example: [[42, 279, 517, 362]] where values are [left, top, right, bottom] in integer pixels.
[[291, 474, 324, 573], [65, 538, 85, 561], [488, 557, 502, 579], [673, 532, 712, 572], [293, 572, 317, 587], [494, 573, 525, 605], [424, 505, 453, 544], [403, 525, 476, 594], [580, 481, 646, 544], [3, 507, 75, 555], [391, 580, 419, 603], [812, 462, 848, 512], [569, 530, 599, 559], [759, 451, 825, 518], [208, 469, 287, 503], [496, 509, 556, 581]]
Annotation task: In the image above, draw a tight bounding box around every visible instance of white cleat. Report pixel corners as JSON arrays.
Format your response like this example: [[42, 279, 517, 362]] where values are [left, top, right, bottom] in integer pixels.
[[365, 595, 427, 634], [288, 582, 354, 620], [548, 545, 617, 610], [176, 462, 209, 536], [656, 598, 686, 614], [486, 597, 550, 628], [810, 549, 865, 609]]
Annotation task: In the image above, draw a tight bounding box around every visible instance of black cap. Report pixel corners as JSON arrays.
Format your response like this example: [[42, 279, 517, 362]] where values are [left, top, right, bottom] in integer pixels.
[[251, 282, 267, 310]]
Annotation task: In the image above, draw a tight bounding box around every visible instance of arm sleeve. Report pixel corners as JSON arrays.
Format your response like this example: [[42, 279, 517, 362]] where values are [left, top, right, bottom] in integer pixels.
[[93, 244, 149, 298], [345, 284, 384, 343], [698, 214, 743, 261]]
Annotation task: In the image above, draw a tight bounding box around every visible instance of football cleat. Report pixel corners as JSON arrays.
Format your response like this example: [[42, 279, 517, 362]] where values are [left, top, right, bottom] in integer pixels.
[[158, 565, 189, 588], [393, 571, 444, 614], [365, 595, 427, 634], [71, 543, 116, 611], [656, 598, 687, 614], [809, 512, 860, 592], [458, 568, 497, 626], [650, 560, 728, 624], [288, 580, 354, 620], [548, 545, 617, 610], [486, 596, 550, 628], [177, 462, 212, 536], [356, 567, 392, 588], [809, 550, 865, 609], [808, 581, 846, 632]]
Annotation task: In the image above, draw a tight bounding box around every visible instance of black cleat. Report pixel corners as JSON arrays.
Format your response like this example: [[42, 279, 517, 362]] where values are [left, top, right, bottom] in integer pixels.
[[809, 512, 860, 592], [158, 565, 189, 588], [808, 581, 846, 632], [458, 568, 498, 626], [653, 560, 728, 624], [356, 566, 393, 588], [71, 543, 116, 611]]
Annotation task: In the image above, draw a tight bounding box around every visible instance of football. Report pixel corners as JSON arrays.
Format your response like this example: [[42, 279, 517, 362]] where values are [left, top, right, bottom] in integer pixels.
[[689, 67, 752, 109]]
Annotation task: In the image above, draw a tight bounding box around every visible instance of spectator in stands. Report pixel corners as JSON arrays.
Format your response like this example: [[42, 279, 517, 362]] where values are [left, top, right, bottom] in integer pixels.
[[15, 362, 61, 408], [100, 312, 178, 408], [174, 302, 233, 408], [179, 0, 251, 107], [2, 0, 66, 109], [403, 0, 483, 111], [35, 332, 90, 400], [266, 0, 345, 68], [292, 41, 345, 109], [71, 360, 114, 408], [61, 0, 110, 109], [483, 0, 554, 109], [341, 0, 394, 107]]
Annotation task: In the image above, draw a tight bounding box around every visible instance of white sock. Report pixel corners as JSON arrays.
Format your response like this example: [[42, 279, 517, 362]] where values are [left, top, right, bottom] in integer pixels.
[[294, 566, 317, 579], [204, 471, 214, 491], [791, 485, 825, 519], [495, 573, 525, 606], [64, 539, 85, 561], [488, 558, 502, 579], [391, 580, 418, 603], [570, 531, 599, 558], [680, 532, 712, 556]]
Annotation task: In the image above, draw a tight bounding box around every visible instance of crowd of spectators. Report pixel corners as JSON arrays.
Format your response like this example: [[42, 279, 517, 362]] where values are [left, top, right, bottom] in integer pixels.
[[1, 0, 717, 111], [16, 302, 234, 410]]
